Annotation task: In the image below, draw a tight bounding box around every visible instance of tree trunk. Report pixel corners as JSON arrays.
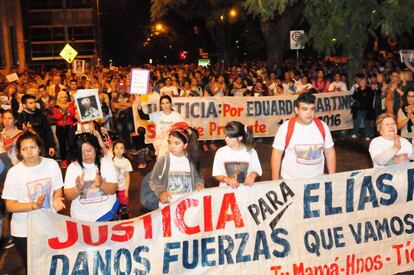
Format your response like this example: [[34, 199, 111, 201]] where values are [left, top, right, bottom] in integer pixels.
[[260, 2, 304, 65], [207, 24, 230, 65], [345, 22, 367, 87]]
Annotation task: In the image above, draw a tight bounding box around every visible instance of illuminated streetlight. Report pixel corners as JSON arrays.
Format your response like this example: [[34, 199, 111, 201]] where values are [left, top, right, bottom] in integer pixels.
[[229, 8, 237, 18], [220, 15, 224, 21], [153, 22, 167, 35]]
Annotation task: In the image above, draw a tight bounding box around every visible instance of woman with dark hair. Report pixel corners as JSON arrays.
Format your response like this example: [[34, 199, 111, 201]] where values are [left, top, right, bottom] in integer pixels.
[[149, 123, 204, 205], [1, 130, 65, 271], [397, 87, 414, 141], [64, 133, 118, 222], [136, 94, 183, 156], [212, 121, 262, 188]]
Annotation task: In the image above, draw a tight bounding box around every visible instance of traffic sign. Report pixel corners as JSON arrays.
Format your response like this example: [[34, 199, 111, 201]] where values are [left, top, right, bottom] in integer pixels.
[[290, 30, 305, 50], [59, 44, 78, 63]]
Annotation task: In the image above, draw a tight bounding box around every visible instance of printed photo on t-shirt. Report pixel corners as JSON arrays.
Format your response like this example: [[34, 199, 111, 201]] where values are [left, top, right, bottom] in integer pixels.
[[79, 180, 108, 204], [27, 177, 51, 209], [167, 171, 192, 194], [224, 161, 249, 183], [294, 143, 324, 165]]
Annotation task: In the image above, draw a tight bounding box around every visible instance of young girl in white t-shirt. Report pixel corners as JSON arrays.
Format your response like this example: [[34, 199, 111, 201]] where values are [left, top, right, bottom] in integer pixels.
[[112, 140, 133, 207], [213, 121, 262, 188], [149, 123, 204, 205]]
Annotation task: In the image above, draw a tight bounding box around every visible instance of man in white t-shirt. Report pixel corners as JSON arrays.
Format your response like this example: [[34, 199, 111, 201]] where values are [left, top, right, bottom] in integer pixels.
[[271, 93, 336, 180]]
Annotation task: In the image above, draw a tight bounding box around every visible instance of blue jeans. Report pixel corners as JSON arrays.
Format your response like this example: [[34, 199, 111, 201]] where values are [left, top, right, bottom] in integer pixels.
[[353, 110, 374, 138]]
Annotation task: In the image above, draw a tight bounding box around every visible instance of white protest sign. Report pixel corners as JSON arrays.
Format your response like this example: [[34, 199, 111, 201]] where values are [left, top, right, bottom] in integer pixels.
[[290, 30, 305, 50], [130, 68, 150, 94], [6, 73, 18, 82], [399, 50, 414, 63]]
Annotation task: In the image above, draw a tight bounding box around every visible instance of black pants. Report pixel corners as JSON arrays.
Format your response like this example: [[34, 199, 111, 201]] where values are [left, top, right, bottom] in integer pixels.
[[13, 236, 27, 272], [56, 125, 75, 161]]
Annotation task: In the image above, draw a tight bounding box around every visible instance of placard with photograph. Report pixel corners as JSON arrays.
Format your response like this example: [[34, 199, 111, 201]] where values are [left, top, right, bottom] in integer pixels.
[[6, 73, 19, 83], [400, 50, 414, 63], [74, 89, 103, 122], [27, 178, 52, 210], [72, 59, 85, 75], [130, 68, 150, 94]]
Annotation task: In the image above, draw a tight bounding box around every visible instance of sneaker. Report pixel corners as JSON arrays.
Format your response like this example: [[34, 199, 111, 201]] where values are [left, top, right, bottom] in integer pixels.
[[59, 160, 69, 169], [3, 237, 14, 249], [351, 134, 357, 139]]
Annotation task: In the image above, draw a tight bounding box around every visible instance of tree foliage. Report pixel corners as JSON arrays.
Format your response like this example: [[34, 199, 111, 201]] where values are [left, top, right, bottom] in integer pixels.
[[242, 0, 296, 21], [151, 0, 414, 70]]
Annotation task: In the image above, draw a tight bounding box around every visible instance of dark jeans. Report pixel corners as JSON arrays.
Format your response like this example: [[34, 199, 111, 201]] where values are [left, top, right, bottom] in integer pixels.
[[13, 236, 27, 272], [56, 125, 75, 161], [353, 110, 374, 137]]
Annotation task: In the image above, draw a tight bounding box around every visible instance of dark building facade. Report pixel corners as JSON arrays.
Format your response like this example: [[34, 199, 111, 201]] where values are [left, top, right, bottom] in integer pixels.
[[21, 0, 100, 67], [0, 0, 26, 75]]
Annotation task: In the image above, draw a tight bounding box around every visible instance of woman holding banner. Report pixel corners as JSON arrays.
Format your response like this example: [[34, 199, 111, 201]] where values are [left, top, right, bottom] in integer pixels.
[[136, 95, 183, 156], [1, 130, 65, 271], [369, 113, 414, 167]]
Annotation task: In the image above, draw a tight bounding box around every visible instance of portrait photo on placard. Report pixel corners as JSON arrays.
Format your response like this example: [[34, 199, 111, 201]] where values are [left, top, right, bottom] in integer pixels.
[[72, 59, 85, 75], [74, 89, 103, 122]]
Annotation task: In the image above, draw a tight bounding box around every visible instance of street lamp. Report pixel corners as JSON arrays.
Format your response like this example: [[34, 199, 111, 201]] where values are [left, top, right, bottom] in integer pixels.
[[153, 22, 167, 35], [229, 8, 237, 18]]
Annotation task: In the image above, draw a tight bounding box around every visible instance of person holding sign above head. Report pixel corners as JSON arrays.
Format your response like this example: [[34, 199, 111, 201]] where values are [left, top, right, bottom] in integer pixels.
[[64, 133, 119, 222], [136, 95, 183, 156], [369, 113, 414, 167], [271, 93, 336, 180], [149, 123, 204, 205], [212, 121, 262, 188], [1, 130, 65, 271]]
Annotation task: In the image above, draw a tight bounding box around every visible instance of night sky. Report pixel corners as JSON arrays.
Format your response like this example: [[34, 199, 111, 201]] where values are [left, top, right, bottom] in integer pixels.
[[101, 0, 210, 65]]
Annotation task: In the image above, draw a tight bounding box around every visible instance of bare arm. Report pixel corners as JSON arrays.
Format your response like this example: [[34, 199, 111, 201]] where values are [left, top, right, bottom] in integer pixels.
[[405, 62, 414, 73], [98, 182, 118, 195], [52, 188, 66, 212], [125, 172, 130, 197], [6, 195, 45, 213], [324, 147, 336, 174], [271, 148, 284, 180], [397, 113, 409, 129]]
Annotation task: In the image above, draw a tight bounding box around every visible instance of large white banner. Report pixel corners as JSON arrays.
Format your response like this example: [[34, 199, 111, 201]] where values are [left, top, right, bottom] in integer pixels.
[[133, 92, 353, 141], [29, 163, 414, 274]]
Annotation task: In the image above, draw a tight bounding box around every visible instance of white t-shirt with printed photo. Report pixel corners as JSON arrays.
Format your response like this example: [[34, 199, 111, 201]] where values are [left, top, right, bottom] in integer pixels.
[[113, 156, 133, 191], [212, 145, 262, 187], [2, 157, 63, 237], [64, 157, 118, 222], [149, 111, 183, 156], [159, 153, 192, 208], [273, 119, 334, 180]]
